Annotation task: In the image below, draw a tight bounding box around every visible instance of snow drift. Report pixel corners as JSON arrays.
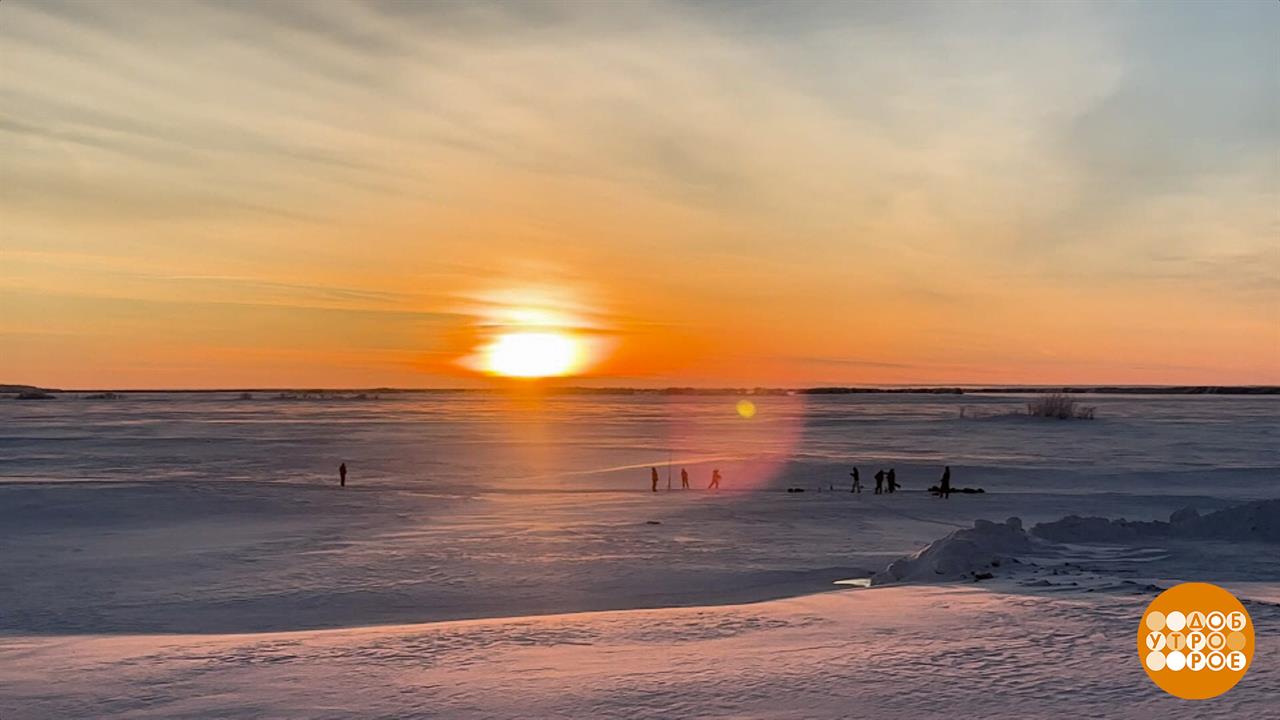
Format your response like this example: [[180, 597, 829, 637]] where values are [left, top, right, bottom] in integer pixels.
[[872, 500, 1280, 588], [1032, 499, 1280, 544], [871, 517, 1036, 585]]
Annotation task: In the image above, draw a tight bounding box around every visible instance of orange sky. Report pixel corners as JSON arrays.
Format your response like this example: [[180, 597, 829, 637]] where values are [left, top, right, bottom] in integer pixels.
[[2, 1, 1277, 388]]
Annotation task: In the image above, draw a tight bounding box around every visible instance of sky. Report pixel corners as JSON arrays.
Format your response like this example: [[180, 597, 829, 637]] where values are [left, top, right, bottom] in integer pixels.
[[2, 0, 1277, 388]]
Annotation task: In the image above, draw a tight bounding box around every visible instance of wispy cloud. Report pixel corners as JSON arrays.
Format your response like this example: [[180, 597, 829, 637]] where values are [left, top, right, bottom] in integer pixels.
[[2, 0, 1276, 386]]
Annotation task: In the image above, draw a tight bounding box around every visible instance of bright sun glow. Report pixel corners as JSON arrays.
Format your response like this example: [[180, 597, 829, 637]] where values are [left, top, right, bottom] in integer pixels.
[[484, 331, 583, 378]]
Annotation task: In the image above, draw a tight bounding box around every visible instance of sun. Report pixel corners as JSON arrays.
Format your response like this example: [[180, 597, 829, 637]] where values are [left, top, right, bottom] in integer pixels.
[[483, 331, 584, 378]]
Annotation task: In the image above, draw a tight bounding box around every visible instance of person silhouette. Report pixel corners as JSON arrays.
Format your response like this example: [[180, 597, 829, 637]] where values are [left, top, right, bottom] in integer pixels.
[[709, 468, 722, 490], [339, 462, 347, 487], [938, 466, 951, 499], [887, 468, 898, 494], [850, 467, 861, 493], [681, 468, 690, 489], [874, 469, 885, 495], [651, 467, 659, 493]]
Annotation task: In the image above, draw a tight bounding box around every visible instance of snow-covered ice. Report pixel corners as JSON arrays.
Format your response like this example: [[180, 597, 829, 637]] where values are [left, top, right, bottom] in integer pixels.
[[1, 392, 1277, 717], [3, 582, 1277, 719]]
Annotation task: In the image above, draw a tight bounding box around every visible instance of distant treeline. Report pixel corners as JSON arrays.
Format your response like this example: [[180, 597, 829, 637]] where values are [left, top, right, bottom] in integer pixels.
[[5, 384, 1277, 396], [801, 386, 1280, 395], [0, 385, 53, 394]]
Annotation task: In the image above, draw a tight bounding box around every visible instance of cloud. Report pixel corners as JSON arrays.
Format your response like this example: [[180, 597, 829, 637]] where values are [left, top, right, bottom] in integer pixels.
[[2, 0, 1276, 385]]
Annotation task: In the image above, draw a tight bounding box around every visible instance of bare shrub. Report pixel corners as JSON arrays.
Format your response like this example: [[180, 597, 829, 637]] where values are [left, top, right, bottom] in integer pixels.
[[1027, 393, 1095, 420]]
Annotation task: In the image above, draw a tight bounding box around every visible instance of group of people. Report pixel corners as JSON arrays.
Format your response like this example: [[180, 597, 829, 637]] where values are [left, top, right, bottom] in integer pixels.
[[337, 460, 951, 498], [643, 464, 954, 496], [849, 467, 901, 494], [850, 465, 953, 497], [653, 466, 721, 491]]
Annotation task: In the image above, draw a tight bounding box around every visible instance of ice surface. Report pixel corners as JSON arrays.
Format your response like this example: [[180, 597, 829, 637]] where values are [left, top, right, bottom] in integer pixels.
[[1, 393, 1277, 718], [3, 392, 1276, 496]]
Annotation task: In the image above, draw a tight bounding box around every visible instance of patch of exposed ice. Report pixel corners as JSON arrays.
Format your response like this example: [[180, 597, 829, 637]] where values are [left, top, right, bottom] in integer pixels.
[[832, 577, 872, 587]]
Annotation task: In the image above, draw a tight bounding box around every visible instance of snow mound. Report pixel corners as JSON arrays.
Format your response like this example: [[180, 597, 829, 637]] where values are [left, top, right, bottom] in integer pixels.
[[1032, 499, 1280, 544], [1029, 515, 1167, 543], [871, 517, 1035, 585]]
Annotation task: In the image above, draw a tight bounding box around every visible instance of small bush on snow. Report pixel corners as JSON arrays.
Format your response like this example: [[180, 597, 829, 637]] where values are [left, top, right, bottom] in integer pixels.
[[1027, 393, 1095, 420]]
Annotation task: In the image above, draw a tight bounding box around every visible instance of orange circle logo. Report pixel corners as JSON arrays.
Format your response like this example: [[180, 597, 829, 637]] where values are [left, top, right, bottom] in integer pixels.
[[1139, 582, 1254, 699]]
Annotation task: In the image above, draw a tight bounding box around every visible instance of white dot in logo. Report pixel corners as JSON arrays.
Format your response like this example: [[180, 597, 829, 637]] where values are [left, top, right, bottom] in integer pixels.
[[1207, 632, 1226, 651], [1227, 652, 1248, 671], [1207, 611, 1226, 631], [1207, 651, 1226, 671], [1227, 612, 1246, 632], [1165, 650, 1186, 671], [1145, 611, 1166, 631], [1146, 651, 1166, 671], [1165, 611, 1186, 632], [1187, 631, 1206, 651], [1187, 652, 1207, 671]]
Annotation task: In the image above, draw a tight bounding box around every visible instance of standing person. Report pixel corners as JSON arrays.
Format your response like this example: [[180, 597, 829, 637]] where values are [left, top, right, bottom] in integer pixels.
[[339, 462, 347, 487], [874, 470, 885, 495], [850, 467, 861, 493], [651, 467, 659, 493], [681, 468, 690, 489], [709, 468, 722, 490], [887, 468, 898, 494], [939, 466, 951, 499]]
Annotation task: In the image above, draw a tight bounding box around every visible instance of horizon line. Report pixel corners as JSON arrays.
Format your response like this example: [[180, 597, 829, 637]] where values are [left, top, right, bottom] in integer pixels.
[[6, 383, 1279, 396]]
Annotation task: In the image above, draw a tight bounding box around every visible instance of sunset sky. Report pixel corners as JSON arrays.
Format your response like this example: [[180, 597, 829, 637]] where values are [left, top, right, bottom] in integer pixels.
[[2, 0, 1277, 388]]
